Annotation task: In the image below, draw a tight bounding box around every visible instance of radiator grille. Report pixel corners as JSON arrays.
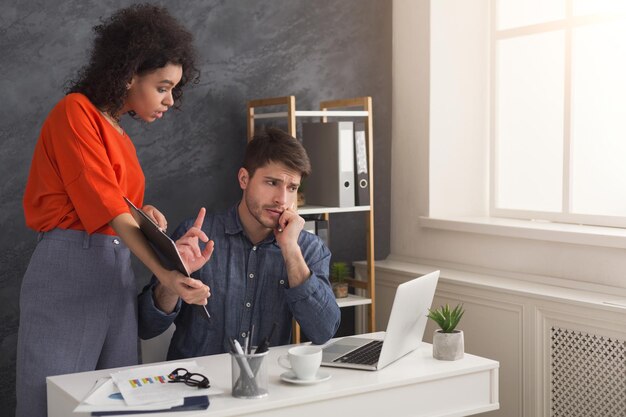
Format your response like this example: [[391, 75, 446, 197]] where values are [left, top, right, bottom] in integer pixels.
[[550, 327, 626, 417]]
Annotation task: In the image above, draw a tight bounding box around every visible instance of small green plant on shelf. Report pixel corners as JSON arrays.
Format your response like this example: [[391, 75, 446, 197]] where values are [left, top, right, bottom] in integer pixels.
[[297, 179, 306, 207], [427, 303, 464, 333], [330, 261, 349, 298], [330, 262, 349, 283]]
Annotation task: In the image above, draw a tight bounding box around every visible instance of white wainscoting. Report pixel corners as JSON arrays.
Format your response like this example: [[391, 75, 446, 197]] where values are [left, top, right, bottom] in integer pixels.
[[355, 259, 626, 417]]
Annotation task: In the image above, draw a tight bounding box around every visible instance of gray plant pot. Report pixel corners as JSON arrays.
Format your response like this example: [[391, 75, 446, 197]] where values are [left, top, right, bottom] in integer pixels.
[[432, 329, 464, 361]]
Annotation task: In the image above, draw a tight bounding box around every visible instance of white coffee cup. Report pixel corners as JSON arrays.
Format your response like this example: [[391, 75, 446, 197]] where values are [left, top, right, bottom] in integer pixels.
[[278, 345, 322, 380]]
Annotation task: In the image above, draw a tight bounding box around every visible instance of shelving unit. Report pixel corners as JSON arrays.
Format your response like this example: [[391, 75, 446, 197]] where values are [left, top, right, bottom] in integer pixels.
[[247, 96, 375, 343]]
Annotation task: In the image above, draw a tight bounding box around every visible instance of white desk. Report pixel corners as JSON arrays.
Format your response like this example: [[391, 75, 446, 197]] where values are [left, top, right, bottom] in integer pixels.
[[47, 336, 499, 417]]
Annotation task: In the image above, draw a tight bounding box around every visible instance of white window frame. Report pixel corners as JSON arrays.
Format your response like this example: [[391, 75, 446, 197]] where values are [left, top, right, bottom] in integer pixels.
[[490, 0, 626, 228]]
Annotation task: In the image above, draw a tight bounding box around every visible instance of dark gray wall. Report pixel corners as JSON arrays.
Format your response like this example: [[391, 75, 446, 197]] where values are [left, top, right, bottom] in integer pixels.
[[0, 1, 391, 414]]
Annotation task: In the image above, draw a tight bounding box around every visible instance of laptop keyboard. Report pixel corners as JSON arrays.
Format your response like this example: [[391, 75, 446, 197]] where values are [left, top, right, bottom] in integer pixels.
[[333, 340, 383, 365]]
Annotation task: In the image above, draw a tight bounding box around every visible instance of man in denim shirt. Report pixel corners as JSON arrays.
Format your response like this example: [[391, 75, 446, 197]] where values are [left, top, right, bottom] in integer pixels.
[[138, 128, 341, 359]]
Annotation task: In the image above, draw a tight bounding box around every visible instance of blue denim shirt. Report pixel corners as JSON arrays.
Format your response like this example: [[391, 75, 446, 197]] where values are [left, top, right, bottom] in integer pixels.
[[138, 204, 340, 360]]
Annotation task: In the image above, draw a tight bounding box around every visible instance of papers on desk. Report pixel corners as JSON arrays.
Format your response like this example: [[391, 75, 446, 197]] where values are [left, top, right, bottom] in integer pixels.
[[75, 378, 183, 413], [75, 361, 221, 414]]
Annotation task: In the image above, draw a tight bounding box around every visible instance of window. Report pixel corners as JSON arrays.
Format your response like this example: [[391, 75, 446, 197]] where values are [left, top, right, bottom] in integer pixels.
[[492, 0, 626, 228]]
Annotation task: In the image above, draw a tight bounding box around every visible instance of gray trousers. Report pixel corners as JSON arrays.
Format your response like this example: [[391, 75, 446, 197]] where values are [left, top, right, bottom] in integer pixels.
[[16, 229, 139, 417]]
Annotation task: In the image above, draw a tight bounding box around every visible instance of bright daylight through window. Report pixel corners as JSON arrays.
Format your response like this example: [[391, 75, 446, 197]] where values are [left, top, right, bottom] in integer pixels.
[[492, 0, 626, 228]]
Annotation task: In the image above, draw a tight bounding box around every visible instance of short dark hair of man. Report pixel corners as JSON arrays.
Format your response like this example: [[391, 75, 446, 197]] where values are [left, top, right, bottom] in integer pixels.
[[243, 127, 312, 179]]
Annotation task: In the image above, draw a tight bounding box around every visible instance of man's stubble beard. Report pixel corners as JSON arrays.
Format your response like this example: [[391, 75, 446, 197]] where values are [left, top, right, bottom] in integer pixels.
[[244, 193, 277, 230]]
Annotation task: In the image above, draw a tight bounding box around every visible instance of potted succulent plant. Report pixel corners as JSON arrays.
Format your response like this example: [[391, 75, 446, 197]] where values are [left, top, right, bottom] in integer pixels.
[[330, 261, 350, 298], [427, 303, 465, 361]]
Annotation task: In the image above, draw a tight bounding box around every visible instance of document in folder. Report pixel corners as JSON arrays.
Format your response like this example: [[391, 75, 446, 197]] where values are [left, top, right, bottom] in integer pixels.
[[124, 197, 189, 276], [125, 198, 211, 320], [75, 360, 217, 415]]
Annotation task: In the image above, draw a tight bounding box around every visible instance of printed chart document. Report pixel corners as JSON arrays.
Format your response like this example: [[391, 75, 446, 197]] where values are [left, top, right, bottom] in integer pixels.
[[75, 361, 221, 413], [75, 378, 182, 413], [111, 361, 212, 406]]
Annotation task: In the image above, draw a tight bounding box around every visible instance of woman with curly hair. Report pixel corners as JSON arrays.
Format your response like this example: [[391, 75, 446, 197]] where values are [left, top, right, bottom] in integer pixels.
[[17, 5, 212, 416]]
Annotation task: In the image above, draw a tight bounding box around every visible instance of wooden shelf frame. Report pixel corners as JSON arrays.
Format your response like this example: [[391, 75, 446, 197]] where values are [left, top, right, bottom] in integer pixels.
[[247, 95, 376, 343]]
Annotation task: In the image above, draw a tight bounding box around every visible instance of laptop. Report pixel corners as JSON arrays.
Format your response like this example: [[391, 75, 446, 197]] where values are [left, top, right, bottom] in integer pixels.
[[321, 270, 439, 371]]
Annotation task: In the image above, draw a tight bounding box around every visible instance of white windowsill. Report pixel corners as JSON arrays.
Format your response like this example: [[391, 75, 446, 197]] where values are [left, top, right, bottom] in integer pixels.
[[354, 258, 626, 309], [419, 216, 626, 249]]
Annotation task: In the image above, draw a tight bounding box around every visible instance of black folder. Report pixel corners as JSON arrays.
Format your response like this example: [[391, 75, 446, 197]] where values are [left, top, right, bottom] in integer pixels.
[[124, 197, 211, 321], [92, 395, 209, 415], [124, 197, 189, 276], [353, 122, 370, 206]]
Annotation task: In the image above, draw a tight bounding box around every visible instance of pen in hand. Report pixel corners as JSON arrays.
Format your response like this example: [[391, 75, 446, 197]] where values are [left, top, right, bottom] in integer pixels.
[[201, 305, 211, 320]]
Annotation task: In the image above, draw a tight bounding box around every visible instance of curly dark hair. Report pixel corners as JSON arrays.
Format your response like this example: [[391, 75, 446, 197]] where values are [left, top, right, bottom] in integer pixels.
[[67, 4, 199, 118]]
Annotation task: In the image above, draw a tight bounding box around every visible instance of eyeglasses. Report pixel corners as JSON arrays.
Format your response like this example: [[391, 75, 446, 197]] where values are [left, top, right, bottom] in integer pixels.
[[168, 368, 210, 389]]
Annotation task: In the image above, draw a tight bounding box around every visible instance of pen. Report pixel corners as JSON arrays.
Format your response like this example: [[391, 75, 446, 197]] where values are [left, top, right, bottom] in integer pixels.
[[201, 305, 211, 320], [232, 339, 255, 379], [248, 325, 255, 354], [233, 338, 244, 354], [254, 322, 278, 354], [227, 337, 237, 353]]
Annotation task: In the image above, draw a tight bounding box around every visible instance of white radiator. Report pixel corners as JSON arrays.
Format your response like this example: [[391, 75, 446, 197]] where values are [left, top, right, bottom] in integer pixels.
[[550, 326, 626, 417]]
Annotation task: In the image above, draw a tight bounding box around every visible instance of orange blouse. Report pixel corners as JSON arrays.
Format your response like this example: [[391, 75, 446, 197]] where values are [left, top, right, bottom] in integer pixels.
[[23, 93, 145, 236]]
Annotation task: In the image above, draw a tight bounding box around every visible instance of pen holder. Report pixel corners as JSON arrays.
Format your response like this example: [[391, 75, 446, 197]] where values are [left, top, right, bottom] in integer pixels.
[[230, 350, 269, 399]]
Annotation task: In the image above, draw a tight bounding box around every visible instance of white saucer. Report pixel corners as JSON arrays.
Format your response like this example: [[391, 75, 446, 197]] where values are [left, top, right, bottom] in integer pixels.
[[280, 371, 332, 385]]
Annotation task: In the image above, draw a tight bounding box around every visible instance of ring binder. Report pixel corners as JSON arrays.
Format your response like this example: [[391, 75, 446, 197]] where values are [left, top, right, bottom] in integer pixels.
[[302, 122, 355, 208], [354, 122, 370, 206]]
